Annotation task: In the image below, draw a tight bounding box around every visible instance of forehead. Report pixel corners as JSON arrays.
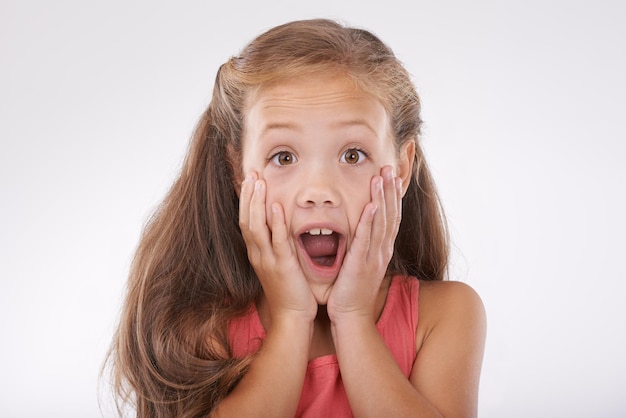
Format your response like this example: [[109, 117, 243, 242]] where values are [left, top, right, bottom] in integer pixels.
[[243, 75, 391, 136]]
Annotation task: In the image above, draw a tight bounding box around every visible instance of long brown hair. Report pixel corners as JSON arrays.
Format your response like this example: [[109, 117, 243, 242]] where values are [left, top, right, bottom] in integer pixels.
[[105, 18, 448, 417]]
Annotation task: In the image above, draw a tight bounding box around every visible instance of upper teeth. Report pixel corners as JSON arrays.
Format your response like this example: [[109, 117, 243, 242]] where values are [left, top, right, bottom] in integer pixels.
[[307, 228, 333, 236]]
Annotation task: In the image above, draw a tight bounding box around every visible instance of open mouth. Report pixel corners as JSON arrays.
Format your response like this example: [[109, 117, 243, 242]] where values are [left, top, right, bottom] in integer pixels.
[[299, 228, 340, 267]]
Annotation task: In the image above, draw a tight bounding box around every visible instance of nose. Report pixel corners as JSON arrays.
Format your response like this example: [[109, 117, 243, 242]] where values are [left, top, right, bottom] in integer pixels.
[[295, 167, 341, 208]]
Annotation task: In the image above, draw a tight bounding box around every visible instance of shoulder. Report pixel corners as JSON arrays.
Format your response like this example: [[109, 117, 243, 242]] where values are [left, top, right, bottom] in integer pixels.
[[416, 280, 486, 350], [418, 279, 484, 308], [410, 280, 486, 416]]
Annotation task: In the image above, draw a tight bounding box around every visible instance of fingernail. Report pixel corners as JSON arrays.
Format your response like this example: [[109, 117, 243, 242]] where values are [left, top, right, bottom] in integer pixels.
[[254, 180, 262, 190]]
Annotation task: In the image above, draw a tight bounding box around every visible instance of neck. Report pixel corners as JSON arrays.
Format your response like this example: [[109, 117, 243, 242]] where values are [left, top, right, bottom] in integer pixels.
[[309, 305, 336, 359]]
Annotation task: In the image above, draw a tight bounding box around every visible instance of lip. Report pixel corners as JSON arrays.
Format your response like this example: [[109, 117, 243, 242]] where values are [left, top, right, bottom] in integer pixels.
[[295, 222, 346, 280]]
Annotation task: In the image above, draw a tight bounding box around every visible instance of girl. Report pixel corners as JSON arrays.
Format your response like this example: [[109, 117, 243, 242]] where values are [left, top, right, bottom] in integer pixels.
[[108, 18, 486, 418]]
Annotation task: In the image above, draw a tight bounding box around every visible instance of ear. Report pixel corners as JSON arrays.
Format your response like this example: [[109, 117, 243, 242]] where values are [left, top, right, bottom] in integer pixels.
[[397, 140, 415, 197]]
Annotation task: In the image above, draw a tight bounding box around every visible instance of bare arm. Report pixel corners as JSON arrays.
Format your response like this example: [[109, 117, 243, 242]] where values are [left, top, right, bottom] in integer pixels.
[[410, 281, 486, 417], [212, 315, 312, 417], [213, 174, 318, 416], [332, 281, 486, 418], [326, 166, 485, 416], [332, 314, 442, 417]]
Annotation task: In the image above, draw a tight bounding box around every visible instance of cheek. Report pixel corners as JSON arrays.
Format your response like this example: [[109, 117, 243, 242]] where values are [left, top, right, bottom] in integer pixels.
[[343, 171, 375, 222], [263, 177, 292, 227]]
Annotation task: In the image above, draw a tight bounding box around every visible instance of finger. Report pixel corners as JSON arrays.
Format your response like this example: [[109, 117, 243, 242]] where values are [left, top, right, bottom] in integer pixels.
[[368, 174, 386, 251], [247, 179, 272, 250], [394, 177, 403, 229], [380, 176, 403, 261], [238, 173, 257, 236], [382, 165, 400, 239], [349, 201, 378, 257], [270, 202, 292, 258]]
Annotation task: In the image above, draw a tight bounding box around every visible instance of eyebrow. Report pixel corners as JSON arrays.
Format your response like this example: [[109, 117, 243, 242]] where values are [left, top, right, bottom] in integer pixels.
[[330, 119, 378, 135], [260, 119, 378, 137], [260, 122, 301, 137]]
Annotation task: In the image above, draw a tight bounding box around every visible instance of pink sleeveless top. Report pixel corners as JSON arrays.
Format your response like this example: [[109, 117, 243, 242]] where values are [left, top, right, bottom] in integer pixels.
[[228, 275, 420, 417]]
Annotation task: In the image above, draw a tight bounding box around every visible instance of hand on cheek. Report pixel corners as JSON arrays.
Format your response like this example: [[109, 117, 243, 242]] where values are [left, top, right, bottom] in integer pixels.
[[239, 172, 317, 322], [328, 165, 402, 322]]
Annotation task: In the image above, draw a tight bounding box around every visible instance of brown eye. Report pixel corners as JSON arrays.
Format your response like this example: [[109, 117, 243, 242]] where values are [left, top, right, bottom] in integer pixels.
[[341, 149, 366, 164], [271, 151, 297, 166]]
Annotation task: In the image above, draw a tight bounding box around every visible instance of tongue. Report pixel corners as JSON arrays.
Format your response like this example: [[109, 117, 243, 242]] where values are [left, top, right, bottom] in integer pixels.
[[301, 234, 338, 265]]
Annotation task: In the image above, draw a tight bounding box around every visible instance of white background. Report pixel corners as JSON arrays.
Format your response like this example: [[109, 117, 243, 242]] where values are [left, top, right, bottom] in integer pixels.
[[1, 1, 625, 417]]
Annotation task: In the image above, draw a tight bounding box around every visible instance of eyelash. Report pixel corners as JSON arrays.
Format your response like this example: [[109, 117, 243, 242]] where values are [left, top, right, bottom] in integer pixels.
[[340, 148, 370, 165], [267, 147, 371, 166], [268, 150, 297, 166]]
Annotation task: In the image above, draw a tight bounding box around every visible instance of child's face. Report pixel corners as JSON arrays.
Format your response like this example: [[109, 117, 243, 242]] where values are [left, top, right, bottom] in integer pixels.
[[241, 75, 412, 303]]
